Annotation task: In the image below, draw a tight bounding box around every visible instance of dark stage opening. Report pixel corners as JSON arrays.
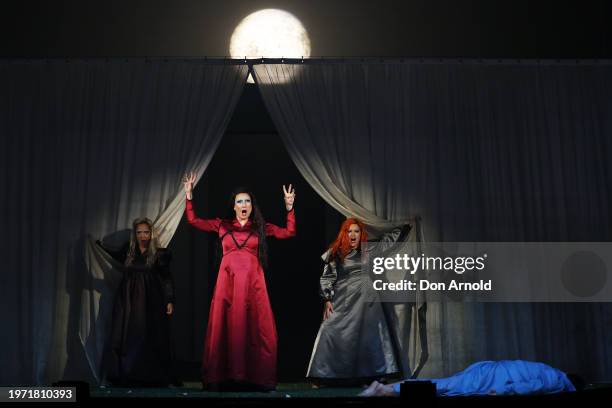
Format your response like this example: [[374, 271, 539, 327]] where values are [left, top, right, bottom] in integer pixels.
[[169, 82, 345, 382]]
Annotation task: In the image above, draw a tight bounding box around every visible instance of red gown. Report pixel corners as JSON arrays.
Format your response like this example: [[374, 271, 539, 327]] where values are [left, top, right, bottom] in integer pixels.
[[185, 199, 296, 389]]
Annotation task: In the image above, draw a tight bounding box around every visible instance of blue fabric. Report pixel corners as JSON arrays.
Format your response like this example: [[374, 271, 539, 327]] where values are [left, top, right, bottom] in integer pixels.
[[393, 360, 576, 396]]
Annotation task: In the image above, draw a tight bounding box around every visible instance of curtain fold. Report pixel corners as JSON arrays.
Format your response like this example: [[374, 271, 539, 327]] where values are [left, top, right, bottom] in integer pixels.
[[253, 61, 612, 381], [0, 61, 247, 384], [254, 63, 418, 231], [3, 58, 612, 385]]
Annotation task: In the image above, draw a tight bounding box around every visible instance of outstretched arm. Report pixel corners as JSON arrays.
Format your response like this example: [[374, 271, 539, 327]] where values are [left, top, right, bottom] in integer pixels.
[[183, 172, 221, 232], [373, 223, 412, 255], [185, 200, 221, 232], [380, 224, 412, 245], [265, 210, 296, 238], [265, 184, 296, 238], [96, 240, 128, 264]]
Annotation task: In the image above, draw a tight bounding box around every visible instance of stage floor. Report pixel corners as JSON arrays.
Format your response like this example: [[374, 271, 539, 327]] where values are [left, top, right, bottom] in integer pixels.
[[92, 382, 361, 398], [86, 382, 612, 406]]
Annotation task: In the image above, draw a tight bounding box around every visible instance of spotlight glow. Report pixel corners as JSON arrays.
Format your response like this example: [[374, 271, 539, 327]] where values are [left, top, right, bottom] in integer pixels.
[[229, 9, 311, 83]]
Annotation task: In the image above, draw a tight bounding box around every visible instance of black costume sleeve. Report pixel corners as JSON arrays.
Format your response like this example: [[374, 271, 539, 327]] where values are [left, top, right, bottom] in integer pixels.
[[96, 239, 129, 264], [156, 248, 175, 305]]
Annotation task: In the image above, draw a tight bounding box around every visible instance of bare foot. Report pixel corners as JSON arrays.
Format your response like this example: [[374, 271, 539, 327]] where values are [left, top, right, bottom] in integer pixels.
[[359, 381, 382, 397], [375, 384, 397, 397], [359, 381, 398, 397]]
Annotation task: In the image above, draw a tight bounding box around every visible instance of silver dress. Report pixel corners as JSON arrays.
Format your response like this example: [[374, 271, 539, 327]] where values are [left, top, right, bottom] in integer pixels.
[[306, 227, 409, 380]]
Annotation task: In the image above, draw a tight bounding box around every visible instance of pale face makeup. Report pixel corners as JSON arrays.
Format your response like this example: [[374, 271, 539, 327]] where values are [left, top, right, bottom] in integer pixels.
[[348, 224, 362, 249], [234, 193, 253, 225]]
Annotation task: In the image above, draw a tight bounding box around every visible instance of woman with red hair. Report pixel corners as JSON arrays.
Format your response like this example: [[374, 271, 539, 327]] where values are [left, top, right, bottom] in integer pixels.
[[306, 218, 410, 386]]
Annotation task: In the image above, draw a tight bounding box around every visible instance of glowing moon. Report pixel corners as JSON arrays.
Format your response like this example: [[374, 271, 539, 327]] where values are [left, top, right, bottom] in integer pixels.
[[230, 9, 311, 82]]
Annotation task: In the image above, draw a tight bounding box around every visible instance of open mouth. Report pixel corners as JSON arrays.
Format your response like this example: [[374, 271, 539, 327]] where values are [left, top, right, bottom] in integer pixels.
[[241, 209, 247, 216]]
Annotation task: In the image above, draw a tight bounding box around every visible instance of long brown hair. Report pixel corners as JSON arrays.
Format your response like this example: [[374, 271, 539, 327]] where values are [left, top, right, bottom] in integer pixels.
[[125, 217, 159, 267], [328, 218, 368, 262]]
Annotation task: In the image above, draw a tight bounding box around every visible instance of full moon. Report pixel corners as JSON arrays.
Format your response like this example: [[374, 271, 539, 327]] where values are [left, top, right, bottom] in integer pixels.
[[229, 9, 311, 82]]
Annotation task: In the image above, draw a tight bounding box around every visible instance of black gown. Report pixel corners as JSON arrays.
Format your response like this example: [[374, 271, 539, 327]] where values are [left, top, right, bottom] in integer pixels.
[[98, 242, 175, 386]]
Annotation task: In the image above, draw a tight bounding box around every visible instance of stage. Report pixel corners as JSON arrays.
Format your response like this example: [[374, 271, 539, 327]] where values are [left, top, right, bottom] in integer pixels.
[[83, 381, 612, 406]]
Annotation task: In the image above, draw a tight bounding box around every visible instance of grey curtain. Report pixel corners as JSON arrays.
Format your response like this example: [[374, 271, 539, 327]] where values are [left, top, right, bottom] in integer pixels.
[[253, 61, 612, 381], [0, 60, 247, 384]]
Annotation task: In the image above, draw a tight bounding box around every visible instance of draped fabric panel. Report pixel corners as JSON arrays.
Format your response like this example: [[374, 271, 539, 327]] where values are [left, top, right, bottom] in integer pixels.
[[0, 61, 247, 384], [2, 58, 612, 386], [253, 61, 612, 380]]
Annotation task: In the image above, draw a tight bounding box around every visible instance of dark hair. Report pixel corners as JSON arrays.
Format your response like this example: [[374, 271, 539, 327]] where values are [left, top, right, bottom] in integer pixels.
[[220, 187, 268, 269]]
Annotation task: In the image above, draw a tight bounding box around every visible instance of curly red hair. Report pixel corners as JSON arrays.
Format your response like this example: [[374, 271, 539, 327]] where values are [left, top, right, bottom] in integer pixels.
[[328, 218, 368, 261]]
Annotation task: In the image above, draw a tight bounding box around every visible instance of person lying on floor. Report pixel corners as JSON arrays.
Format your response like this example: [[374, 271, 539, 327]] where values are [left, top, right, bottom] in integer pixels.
[[359, 360, 580, 397]]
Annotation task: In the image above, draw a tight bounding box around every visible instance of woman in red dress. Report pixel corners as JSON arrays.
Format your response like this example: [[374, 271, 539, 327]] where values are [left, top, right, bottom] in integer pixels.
[[182, 173, 296, 391]]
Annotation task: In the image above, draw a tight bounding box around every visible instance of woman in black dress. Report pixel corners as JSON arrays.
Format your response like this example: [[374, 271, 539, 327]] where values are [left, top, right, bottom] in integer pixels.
[[97, 217, 175, 386]]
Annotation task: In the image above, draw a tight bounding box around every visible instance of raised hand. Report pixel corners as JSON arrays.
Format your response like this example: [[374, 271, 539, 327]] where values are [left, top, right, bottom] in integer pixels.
[[183, 172, 197, 200], [283, 184, 295, 211]]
